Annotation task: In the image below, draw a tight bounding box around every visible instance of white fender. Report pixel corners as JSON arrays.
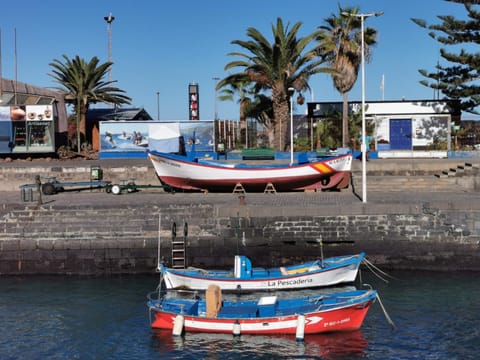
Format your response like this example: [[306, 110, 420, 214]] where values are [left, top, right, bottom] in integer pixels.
[[232, 320, 241, 337], [295, 314, 305, 342], [172, 314, 184, 336]]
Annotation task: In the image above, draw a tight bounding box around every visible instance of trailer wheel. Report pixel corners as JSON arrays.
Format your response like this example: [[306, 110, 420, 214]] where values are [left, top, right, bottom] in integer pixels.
[[41, 183, 56, 195], [111, 184, 122, 195]]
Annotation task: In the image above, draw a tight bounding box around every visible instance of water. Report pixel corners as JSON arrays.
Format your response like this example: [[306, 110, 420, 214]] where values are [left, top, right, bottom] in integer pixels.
[[1, 271, 479, 359]]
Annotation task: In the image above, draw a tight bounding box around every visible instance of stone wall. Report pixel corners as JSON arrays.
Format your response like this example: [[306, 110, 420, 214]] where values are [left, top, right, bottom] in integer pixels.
[[0, 200, 479, 275]]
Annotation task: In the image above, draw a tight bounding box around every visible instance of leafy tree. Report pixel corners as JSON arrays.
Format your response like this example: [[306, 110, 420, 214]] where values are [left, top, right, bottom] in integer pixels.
[[317, 5, 379, 148], [217, 75, 255, 147], [49, 55, 131, 152], [243, 93, 274, 148], [412, 1, 480, 114], [221, 18, 330, 151]]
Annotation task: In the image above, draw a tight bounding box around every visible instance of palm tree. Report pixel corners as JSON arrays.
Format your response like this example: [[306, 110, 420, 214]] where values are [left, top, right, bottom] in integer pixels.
[[317, 6, 379, 148], [49, 55, 131, 152], [222, 18, 330, 151]]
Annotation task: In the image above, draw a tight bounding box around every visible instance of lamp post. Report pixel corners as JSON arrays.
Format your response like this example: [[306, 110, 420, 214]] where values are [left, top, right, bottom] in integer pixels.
[[288, 87, 295, 165], [212, 77, 220, 149], [212, 77, 220, 120], [342, 10, 383, 203], [104, 13, 115, 82], [156, 92, 160, 120]]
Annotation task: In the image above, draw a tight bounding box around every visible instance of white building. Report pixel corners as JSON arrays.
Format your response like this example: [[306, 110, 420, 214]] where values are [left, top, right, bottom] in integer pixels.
[[308, 99, 461, 158]]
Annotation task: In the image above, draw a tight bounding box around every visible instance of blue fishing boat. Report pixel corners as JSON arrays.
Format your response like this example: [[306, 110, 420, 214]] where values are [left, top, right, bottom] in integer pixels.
[[160, 253, 365, 291]]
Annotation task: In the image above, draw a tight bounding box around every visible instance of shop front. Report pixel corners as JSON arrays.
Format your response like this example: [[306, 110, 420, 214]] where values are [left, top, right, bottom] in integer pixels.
[[1, 104, 55, 154]]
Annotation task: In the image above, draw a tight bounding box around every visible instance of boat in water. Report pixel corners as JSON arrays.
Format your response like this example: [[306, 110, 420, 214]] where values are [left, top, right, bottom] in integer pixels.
[[147, 150, 352, 192], [147, 286, 377, 336], [159, 253, 365, 291]]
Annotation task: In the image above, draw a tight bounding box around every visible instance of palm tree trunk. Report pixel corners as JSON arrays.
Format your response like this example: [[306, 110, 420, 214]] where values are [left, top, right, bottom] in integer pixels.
[[272, 89, 289, 151], [76, 100, 81, 153], [342, 92, 349, 147]]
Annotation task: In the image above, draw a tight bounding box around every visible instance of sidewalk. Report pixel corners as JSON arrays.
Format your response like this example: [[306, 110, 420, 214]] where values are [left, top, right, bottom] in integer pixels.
[[2, 187, 479, 215]]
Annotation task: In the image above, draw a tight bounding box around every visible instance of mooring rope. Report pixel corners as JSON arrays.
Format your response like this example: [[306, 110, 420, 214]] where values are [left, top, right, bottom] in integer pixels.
[[376, 291, 396, 329], [362, 258, 396, 283]]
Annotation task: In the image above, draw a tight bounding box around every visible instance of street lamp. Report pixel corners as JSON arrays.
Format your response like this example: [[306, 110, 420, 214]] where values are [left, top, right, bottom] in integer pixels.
[[104, 13, 115, 82], [342, 10, 383, 203], [288, 87, 295, 165], [156, 92, 160, 120], [212, 77, 220, 148], [212, 77, 220, 120]]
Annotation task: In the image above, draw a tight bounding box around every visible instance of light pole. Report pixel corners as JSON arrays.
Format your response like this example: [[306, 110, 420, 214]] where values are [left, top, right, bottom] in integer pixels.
[[342, 10, 383, 203], [104, 13, 115, 82], [156, 92, 160, 120], [212, 77, 220, 120], [288, 87, 295, 165], [212, 77, 220, 149]]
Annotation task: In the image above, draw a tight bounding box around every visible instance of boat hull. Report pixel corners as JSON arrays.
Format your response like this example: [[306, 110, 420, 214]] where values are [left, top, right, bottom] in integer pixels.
[[147, 151, 352, 192], [149, 290, 376, 335], [162, 254, 364, 291]]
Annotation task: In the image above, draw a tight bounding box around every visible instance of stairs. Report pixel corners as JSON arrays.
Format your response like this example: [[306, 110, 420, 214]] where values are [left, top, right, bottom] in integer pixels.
[[351, 161, 479, 192]]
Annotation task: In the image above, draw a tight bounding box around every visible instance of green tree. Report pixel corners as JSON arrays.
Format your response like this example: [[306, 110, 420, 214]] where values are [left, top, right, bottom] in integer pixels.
[[243, 93, 274, 148], [222, 18, 330, 151], [49, 55, 131, 152], [217, 75, 254, 147], [412, 1, 480, 114], [317, 5, 379, 147]]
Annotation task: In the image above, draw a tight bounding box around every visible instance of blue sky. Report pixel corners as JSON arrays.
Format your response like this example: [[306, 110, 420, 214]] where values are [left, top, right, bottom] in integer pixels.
[[0, 0, 474, 120]]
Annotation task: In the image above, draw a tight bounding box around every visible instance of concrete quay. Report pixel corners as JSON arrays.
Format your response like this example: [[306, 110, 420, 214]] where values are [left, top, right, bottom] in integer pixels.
[[0, 157, 479, 275]]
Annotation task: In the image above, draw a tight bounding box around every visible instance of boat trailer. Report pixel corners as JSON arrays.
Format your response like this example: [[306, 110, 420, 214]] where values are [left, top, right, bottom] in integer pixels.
[[19, 166, 173, 201]]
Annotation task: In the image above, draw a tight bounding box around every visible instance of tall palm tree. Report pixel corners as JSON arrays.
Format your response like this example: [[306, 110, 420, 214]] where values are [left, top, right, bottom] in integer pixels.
[[223, 18, 330, 151], [49, 55, 131, 152], [317, 6, 379, 147]]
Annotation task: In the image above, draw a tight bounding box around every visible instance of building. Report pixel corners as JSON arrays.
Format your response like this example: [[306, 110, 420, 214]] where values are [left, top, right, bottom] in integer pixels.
[[308, 99, 462, 158], [0, 78, 68, 155]]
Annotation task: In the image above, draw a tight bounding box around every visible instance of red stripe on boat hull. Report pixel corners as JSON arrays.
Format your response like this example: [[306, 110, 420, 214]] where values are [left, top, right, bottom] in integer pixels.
[[151, 300, 373, 335]]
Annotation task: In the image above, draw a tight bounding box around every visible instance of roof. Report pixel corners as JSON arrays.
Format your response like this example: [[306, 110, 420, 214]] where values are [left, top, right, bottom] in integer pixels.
[[308, 99, 462, 118], [86, 107, 153, 122]]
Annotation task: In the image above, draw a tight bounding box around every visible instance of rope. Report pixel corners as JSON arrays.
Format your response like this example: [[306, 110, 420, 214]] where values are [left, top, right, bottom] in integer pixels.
[[362, 258, 396, 283], [376, 291, 396, 329]]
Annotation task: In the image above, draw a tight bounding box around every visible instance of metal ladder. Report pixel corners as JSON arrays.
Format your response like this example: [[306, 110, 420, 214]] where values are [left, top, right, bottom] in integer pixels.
[[171, 222, 188, 269]]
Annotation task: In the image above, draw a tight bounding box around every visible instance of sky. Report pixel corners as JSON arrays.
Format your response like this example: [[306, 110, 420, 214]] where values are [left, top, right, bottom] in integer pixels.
[[0, 0, 475, 121]]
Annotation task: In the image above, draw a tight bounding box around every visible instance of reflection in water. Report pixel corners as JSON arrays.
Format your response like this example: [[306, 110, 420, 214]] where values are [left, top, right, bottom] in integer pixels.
[[152, 329, 368, 359]]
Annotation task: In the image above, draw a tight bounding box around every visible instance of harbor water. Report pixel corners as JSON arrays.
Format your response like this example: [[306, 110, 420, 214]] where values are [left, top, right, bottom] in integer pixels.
[[1, 270, 479, 359]]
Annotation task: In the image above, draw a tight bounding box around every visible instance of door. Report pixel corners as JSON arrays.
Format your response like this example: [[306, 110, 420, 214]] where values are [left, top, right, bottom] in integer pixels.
[[0, 121, 12, 153], [389, 119, 412, 150]]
